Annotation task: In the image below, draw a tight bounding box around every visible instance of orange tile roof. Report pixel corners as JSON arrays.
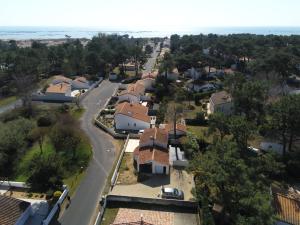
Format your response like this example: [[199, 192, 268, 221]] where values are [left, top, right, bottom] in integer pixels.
[[140, 127, 168, 147], [134, 146, 169, 165], [115, 102, 150, 123], [273, 193, 300, 225], [142, 71, 158, 80], [164, 123, 187, 133], [46, 83, 71, 94]]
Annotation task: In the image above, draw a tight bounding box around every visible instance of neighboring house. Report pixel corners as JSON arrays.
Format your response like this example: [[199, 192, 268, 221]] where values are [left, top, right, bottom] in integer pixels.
[[114, 102, 151, 131], [185, 67, 201, 80], [0, 195, 32, 225], [139, 127, 168, 149], [139, 72, 158, 91], [187, 82, 217, 93], [260, 142, 284, 155], [118, 82, 146, 103], [209, 91, 233, 115], [52, 75, 72, 85], [123, 62, 137, 71], [109, 73, 118, 81], [71, 76, 90, 90], [161, 123, 187, 138], [45, 83, 73, 100], [134, 127, 170, 174]]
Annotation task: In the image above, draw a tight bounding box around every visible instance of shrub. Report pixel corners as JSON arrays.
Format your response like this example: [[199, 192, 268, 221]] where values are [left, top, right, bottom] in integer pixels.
[[53, 190, 62, 198], [37, 114, 55, 127]]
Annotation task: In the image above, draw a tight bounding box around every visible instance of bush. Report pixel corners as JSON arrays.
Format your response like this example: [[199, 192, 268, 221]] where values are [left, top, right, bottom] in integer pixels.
[[37, 114, 55, 127], [187, 105, 195, 110], [53, 190, 62, 198]]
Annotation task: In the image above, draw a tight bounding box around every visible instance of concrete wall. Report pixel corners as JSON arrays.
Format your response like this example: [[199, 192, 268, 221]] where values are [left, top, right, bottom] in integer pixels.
[[15, 205, 32, 225], [106, 195, 198, 208], [115, 114, 150, 131], [32, 93, 74, 102]]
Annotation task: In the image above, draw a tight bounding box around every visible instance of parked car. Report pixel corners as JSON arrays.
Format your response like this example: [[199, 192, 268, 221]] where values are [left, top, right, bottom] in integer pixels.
[[160, 187, 184, 200]]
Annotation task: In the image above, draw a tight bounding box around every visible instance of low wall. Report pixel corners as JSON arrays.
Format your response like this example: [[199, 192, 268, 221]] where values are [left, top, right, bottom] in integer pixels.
[[106, 194, 198, 209], [172, 160, 189, 167], [42, 187, 69, 225], [32, 94, 74, 102], [0, 181, 29, 188], [110, 135, 130, 188]]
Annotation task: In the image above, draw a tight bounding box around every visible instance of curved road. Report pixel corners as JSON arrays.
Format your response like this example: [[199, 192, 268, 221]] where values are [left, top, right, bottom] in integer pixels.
[[59, 80, 119, 225]]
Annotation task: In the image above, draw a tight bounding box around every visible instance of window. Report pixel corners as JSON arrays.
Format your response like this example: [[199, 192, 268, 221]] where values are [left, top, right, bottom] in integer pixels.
[[134, 123, 136, 127], [128, 123, 130, 126]]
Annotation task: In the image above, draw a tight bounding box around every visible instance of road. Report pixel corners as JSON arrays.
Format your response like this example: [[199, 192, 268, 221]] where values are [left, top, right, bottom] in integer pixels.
[[59, 80, 119, 225], [143, 42, 161, 73]]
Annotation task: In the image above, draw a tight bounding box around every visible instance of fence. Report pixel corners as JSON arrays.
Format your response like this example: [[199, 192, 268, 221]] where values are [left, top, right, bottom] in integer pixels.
[[110, 135, 130, 188], [42, 187, 69, 225], [0, 181, 29, 188]]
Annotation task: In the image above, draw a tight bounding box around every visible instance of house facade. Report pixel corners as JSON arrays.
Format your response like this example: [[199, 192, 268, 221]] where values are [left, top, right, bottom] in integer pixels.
[[209, 91, 233, 115], [118, 82, 145, 103], [114, 102, 151, 131], [134, 127, 170, 175]]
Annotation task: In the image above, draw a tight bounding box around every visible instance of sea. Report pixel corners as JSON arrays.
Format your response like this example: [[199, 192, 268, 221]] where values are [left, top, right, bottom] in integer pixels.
[[1, 26, 300, 40]]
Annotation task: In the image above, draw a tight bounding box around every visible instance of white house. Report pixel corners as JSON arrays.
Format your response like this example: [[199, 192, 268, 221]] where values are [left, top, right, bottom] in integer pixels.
[[133, 127, 170, 175], [187, 82, 217, 93], [0, 195, 32, 225], [114, 102, 151, 131], [209, 91, 233, 115], [118, 82, 145, 103], [139, 71, 158, 91]]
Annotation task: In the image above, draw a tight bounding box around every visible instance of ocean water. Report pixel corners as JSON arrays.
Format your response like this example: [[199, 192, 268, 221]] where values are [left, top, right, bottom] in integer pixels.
[[0, 26, 300, 40]]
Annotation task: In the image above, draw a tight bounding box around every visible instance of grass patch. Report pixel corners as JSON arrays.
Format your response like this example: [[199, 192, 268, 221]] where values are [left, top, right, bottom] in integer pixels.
[[187, 125, 212, 144], [0, 96, 17, 107], [64, 170, 86, 196], [14, 137, 56, 181], [101, 207, 119, 225], [118, 153, 137, 185], [71, 107, 86, 120]]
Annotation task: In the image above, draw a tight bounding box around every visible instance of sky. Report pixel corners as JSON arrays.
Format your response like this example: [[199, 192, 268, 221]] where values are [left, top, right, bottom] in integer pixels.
[[1, 0, 300, 30]]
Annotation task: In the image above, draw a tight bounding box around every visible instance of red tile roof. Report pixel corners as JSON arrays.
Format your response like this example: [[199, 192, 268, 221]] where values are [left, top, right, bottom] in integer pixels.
[[119, 82, 145, 97], [115, 102, 150, 123], [164, 123, 187, 133], [140, 128, 168, 147], [0, 195, 30, 225], [46, 83, 71, 94], [134, 147, 169, 165]]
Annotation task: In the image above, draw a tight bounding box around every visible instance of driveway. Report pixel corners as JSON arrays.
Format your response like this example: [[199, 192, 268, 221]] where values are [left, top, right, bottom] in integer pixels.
[[59, 80, 119, 225], [111, 168, 195, 201]]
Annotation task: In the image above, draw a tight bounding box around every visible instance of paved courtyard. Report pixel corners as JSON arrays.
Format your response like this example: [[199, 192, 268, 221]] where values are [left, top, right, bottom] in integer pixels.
[[111, 168, 195, 201]]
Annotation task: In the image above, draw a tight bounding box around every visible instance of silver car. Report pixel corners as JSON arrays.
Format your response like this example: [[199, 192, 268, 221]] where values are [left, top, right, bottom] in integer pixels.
[[160, 187, 184, 200]]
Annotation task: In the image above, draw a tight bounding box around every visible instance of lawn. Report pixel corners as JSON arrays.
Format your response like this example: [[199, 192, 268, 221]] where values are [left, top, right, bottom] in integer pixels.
[[14, 134, 92, 196], [118, 153, 137, 185], [14, 137, 56, 182], [187, 125, 213, 144], [101, 207, 119, 225], [0, 96, 17, 107], [71, 107, 86, 120]]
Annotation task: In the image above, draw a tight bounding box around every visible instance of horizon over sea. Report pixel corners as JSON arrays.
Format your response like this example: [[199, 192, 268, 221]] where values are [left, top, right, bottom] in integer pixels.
[[1, 26, 300, 40]]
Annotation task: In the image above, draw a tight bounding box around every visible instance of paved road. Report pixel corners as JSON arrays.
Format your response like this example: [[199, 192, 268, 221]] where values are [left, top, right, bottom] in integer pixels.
[[59, 80, 119, 225], [143, 42, 161, 73]]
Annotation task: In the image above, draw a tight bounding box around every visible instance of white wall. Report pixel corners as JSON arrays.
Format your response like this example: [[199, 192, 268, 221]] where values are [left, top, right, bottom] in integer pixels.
[[118, 94, 139, 103], [115, 114, 150, 131]]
